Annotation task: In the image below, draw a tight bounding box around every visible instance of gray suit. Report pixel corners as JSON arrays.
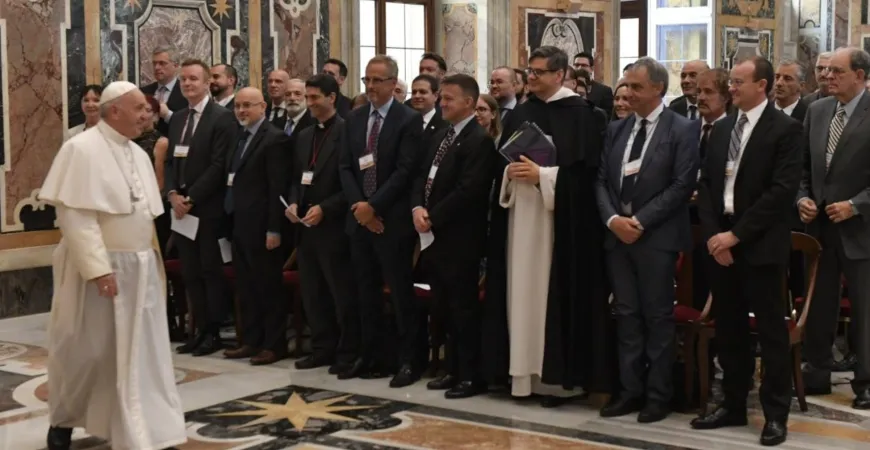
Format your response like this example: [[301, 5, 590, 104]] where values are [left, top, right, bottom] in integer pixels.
[[798, 92, 870, 394], [595, 107, 699, 404]]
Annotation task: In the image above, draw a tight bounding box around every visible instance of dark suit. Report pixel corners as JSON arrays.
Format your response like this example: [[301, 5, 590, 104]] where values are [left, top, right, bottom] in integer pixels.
[[142, 79, 187, 136], [779, 98, 809, 300], [668, 95, 699, 120], [411, 118, 495, 382], [587, 80, 614, 116], [339, 98, 423, 371], [697, 102, 802, 420], [266, 103, 288, 129], [164, 98, 237, 333], [288, 115, 358, 365], [336, 93, 352, 119], [225, 118, 290, 353], [595, 107, 699, 404], [803, 90, 828, 105], [217, 97, 235, 111], [799, 92, 870, 394]]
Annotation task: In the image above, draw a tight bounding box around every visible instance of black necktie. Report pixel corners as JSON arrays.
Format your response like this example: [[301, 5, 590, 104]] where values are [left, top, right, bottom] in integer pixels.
[[620, 119, 648, 203], [181, 109, 196, 145], [224, 130, 251, 214], [689, 105, 698, 120], [700, 123, 712, 161]]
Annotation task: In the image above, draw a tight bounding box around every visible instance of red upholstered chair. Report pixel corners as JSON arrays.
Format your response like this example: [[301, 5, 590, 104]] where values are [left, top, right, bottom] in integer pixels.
[[163, 258, 192, 337], [281, 249, 305, 358], [695, 232, 821, 413]]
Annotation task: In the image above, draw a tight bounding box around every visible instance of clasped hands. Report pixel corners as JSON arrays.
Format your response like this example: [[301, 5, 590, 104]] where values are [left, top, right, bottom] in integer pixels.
[[94, 273, 118, 298], [609, 216, 644, 244], [707, 231, 739, 267], [351, 202, 384, 234], [799, 198, 853, 224], [285, 203, 324, 227], [413, 208, 431, 233], [506, 155, 540, 184], [169, 192, 191, 219]]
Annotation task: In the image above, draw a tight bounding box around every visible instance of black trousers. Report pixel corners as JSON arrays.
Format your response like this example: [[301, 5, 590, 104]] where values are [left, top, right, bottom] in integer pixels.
[[232, 226, 286, 352], [712, 253, 791, 420], [350, 229, 419, 368], [607, 243, 679, 404], [804, 215, 870, 393], [422, 252, 481, 382], [297, 229, 359, 365], [175, 217, 228, 333]]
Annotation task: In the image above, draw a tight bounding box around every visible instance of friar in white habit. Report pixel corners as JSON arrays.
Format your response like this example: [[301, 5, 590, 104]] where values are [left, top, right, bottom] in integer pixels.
[[38, 81, 187, 450]]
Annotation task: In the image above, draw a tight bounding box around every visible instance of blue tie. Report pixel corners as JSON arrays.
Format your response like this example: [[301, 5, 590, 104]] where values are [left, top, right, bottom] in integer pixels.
[[224, 130, 250, 214], [284, 119, 294, 136]]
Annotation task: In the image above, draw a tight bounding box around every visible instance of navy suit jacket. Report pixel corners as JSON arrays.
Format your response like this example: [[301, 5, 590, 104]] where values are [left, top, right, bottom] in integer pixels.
[[339, 100, 423, 236], [595, 107, 700, 252]]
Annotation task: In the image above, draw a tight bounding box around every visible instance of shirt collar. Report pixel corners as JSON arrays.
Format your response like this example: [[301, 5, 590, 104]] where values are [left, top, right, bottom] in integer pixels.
[[317, 113, 338, 129], [190, 96, 210, 114], [422, 108, 436, 126], [216, 93, 234, 107], [777, 97, 800, 114], [245, 116, 266, 135], [702, 112, 727, 127], [450, 113, 476, 136], [739, 98, 768, 126], [160, 77, 178, 93], [370, 97, 394, 118], [634, 101, 665, 126], [839, 90, 865, 119], [291, 108, 308, 124], [500, 96, 517, 110], [96, 120, 130, 144]]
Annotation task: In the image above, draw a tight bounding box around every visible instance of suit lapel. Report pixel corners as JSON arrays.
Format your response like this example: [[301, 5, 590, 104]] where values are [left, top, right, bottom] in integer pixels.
[[636, 109, 671, 183], [193, 100, 214, 142], [236, 125, 268, 172], [432, 121, 473, 192], [610, 116, 634, 185], [711, 115, 735, 205], [736, 105, 773, 174], [313, 122, 342, 177], [376, 102, 400, 154], [816, 100, 836, 179], [831, 93, 870, 163]]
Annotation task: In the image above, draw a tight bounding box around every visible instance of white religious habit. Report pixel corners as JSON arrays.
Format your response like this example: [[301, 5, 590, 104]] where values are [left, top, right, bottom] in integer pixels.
[[39, 120, 187, 449], [499, 87, 582, 398]]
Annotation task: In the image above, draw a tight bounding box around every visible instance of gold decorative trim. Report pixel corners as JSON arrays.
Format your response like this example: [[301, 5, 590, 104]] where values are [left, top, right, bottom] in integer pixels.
[[329, 0, 341, 61], [248, 0, 262, 89], [0, 230, 61, 251], [84, 0, 102, 84]]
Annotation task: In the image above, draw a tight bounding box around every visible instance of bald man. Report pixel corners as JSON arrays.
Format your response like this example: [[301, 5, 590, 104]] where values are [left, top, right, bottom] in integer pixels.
[[266, 70, 291, 128], [223, 87, 292, 365], [669, 59, 710, 119], [283, 78, 316, 138]]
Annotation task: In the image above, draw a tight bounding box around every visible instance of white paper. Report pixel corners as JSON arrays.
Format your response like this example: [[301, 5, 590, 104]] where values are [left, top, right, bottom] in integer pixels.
[[218, 238, 232, 263], [419, 231, 435, 251], [413, 283, 431, 291], [279, 196, 311, 227], [227, 173, 235, 186], [171, 213, 199, 240]]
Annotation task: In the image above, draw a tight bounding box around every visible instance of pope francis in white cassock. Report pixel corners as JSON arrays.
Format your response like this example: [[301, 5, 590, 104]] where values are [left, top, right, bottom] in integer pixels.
[[38, 81, 187, 450]]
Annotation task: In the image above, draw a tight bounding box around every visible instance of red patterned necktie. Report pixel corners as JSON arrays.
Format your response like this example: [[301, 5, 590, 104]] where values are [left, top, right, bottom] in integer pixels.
[[424, 127, 456, 207], [363, 112, 381, 198]]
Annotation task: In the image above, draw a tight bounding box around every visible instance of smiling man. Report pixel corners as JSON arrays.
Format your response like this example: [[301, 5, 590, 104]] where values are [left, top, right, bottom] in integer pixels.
[[773, 60, 807, 121], [489, 66, 519, 122], [669, 59, 710, 119]]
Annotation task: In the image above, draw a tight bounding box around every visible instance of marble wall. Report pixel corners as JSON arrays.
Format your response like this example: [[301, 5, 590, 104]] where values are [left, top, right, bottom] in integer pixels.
[[438, 0, 489, 88], [0, 0, 338, 318], [715, 0, 781, 69], [851, 1, 870, 58]]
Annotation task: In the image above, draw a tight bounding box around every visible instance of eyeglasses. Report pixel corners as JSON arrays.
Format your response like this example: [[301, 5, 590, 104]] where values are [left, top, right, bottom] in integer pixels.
[[361, 76, 395, 85], [525, 68, 558, 77]]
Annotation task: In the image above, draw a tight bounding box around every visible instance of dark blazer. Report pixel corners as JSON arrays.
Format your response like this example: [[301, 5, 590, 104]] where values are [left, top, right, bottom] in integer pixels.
[[668, 95, 690, 117], [164, 98, 238, 219], [218, 97, 235, 111], [798, 93, 870, 259], [141, 79, 186, 136], [803, 90, 827, 105], [423, 111, 449, 144], [281, 110, 317, 138], [698, 103, 803, 265], [587, 80, 614, 116], [336, 93, 352, 119], [226, 119, 290, 235], [411, 119, 495, 260], [788, 98, 808, 122], [595, 108, 700, 252], [288, 116, 348, 234], [265, 103, 287, 129], [339, 99, 423, 235]]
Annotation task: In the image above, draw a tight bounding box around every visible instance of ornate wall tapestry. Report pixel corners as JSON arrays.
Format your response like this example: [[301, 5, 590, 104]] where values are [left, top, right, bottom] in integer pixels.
[[722, 26, 774, 70]]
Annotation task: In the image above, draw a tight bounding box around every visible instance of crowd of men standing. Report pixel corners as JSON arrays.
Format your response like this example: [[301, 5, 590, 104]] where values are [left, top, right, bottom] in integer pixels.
[[58, 42, 870, 449]]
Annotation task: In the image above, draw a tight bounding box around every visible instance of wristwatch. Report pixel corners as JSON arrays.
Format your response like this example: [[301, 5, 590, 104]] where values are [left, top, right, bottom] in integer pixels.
[[850, 199, 859, 215]]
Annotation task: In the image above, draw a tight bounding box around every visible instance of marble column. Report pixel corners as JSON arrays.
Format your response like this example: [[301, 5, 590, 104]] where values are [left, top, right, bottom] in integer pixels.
[[487, 0, 510, 74]]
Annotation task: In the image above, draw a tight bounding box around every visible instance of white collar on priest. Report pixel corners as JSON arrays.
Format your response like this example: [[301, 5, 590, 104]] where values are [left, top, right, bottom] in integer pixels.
[[96, 121, 130, 145]]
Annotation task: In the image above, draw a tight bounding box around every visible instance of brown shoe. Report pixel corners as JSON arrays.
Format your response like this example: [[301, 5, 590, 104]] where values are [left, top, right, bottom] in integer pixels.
[[250, 350, 286, 366], [224, 345, 258, 359]]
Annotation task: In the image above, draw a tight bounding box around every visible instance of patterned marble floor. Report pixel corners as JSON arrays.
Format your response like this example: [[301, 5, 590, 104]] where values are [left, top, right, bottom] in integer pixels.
[[1, 313, 869, 449]]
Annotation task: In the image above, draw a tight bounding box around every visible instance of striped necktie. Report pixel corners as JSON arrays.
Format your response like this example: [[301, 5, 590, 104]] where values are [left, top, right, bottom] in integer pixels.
[[825, 106, 847, 170], [728, 114, 749, 163]]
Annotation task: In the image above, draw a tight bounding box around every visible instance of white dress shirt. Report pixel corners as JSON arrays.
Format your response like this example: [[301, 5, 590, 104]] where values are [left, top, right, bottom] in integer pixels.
[[724, 99, 767, 214], [700, 112, 727, 140], [776, 98, 800, 117], [686, 100, 699, 119], [422, 108, 436, 129], [181, 96, 210, 138], [215, 94, 235, 108]]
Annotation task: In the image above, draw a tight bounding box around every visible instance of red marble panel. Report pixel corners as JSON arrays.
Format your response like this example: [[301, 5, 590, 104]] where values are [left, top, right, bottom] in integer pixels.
[[275, 0, 318, 79]]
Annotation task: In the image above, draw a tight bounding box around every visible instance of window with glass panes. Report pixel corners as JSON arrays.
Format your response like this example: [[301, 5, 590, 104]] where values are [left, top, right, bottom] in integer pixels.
[[359, 0, 434, 83]]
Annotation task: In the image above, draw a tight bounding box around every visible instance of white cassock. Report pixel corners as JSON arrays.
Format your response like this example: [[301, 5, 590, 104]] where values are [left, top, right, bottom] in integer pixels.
[[38, 121, 187, 449], [499, 166, 579, 398]]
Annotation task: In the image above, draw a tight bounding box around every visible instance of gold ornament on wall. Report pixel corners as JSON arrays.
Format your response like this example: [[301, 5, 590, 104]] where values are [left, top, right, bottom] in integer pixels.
[[210, 0, 233, 20]]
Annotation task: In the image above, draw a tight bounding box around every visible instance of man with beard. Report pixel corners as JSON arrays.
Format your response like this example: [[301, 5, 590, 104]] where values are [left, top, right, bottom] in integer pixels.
[[513, 68, 529, 103], [210, 63, 237, 109], [489, 66, 519, 123], [283, 78, 316, 137], [669, 60, 709, 119], [482, 46, 612, 407], [804, 52, 832, 105], [266, 70, 291, 127]]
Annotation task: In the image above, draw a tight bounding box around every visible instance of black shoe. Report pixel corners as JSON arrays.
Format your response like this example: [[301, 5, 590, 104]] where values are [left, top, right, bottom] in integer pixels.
[[389, 364, 419, 388], [176, 332, 206, 354], [760, 420, 787, 446], [295, 355, 333, 370], [637, 403, 670, 423], [853, 389, 870, 409], [47, 426, 72, 450], [798, 382, 832, 396], [427, 374, 458, 390], [192, 333, 222, 356], [329, 362, 351, 375], [690, 406, 748, 430], [832, 353, 858, 372], [599, 396, 643, 418], [540, 396, 572, 408], [445, 381, 484, 399], [338, 358, 368, 380]]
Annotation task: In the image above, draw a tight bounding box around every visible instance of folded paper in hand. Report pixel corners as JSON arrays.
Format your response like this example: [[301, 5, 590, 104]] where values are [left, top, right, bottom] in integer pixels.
[[498, 121, 557, 166]]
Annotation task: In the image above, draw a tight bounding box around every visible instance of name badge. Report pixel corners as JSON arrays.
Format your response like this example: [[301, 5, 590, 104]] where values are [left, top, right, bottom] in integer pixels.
[[825, 152, 833, 168], [428, 165, 438, 180], [301, 171, 314, 185], [174, 145, 190, 158], [725, 161, 736, 177], [227, 173, 235, 186], [359, 154, 375, 170], [623, 159, 642, 177]]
